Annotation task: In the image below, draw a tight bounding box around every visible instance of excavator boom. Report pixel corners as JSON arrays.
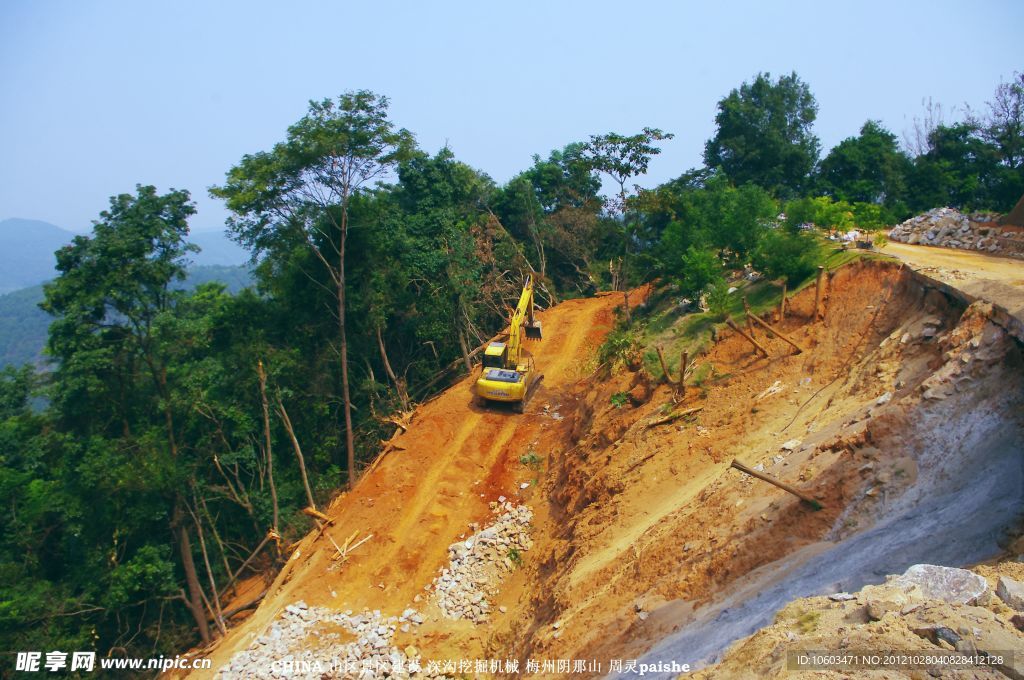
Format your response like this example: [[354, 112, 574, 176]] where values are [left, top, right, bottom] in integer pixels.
[[475, 275, 544, 411]]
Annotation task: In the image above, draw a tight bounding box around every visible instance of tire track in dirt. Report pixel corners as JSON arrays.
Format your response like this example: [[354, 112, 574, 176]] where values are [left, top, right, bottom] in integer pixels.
[[189, 290, 623, 677]]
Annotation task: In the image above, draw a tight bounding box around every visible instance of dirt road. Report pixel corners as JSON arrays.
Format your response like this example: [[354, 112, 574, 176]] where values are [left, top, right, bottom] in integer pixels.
[[883, 241, 1024, 327], [191, 290, 625, 676]]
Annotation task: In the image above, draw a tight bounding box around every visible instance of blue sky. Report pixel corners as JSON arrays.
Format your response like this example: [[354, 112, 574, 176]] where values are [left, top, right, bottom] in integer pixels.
[[1, 0, 1021, 232]]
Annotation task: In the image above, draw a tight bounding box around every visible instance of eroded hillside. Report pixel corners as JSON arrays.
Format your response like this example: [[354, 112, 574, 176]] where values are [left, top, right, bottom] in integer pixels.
[[185, 257, 1024, 679]]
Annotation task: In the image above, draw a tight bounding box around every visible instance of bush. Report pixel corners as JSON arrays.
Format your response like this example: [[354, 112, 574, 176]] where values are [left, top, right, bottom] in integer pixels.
[[705, 282, 732, 314], [677, 246, 725, 298], [752, 227, 822, 284], [598, 328, 642, 370]]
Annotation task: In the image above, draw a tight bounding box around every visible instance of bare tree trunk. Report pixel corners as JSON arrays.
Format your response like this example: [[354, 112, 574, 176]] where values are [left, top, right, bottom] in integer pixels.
[[173, 501, 211, 645], [197, 493, 232, 587], [256, 361, 279, 547], [339, 210, 356, 489], [276, 397, 317, 512], [458, 330, 473, 373], [376, 324, 409, 409], [190, 501, 226, 636]]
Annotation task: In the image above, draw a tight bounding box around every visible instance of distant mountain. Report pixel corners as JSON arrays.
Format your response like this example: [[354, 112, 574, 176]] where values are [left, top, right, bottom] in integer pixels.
[[0, 218, 77, 294], [0, 218, 250, 294], [188, 231, 250, 267], [0, 265, 254, 369]]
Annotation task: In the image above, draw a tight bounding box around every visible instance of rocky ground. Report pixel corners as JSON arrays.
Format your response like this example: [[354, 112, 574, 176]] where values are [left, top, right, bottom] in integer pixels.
[[692, 561, 1024, 679], [888, 207, 1024, 259], [215, 502, 534, 678], [429, 501, 533, 623], [216, 602, 431, 679]]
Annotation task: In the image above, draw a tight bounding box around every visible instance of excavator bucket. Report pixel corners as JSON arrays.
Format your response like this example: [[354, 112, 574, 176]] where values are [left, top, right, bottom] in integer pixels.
[[524, 320, 543, 340]]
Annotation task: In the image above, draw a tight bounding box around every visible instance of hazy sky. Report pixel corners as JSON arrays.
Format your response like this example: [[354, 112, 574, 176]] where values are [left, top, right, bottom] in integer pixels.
[[2, 0, 1021, 233]]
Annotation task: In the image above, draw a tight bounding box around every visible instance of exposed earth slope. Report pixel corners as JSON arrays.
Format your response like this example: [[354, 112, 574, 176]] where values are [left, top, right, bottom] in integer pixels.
[[183, 255, 1024, 679]]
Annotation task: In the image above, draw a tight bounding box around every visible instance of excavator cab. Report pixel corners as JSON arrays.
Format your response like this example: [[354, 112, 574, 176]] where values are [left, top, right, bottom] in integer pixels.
[[481, 343, 508, 369]]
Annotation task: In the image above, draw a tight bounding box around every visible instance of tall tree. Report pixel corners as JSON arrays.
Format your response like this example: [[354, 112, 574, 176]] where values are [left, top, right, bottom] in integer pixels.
[[704, 71, 820, 198], [41, 185, 213, 643], [212, 91, 414, 488], [908, 122, 1003, 211], [581, 127, 674, 289], [818, 120, 912, 210]]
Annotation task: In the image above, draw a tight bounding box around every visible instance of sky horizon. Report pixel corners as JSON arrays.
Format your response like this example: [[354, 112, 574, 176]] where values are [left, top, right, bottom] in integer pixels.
[[2, 0, 1022, 233]]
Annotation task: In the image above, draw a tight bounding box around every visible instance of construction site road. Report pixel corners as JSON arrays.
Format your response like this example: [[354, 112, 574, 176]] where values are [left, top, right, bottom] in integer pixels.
[[882, 241, 1024, 329], [188, 290, 628, 677]]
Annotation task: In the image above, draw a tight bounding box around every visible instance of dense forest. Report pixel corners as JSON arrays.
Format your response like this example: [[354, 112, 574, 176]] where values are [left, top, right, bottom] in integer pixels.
[[1, 71, 1021, 661]]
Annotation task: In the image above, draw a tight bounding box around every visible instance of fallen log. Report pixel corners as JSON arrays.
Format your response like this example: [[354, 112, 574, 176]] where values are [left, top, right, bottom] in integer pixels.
[[730, 459, 822, 510], [726, 317, 769, 357], [301, 507, 334, 524], [216, 588, 268, 621], [746, 311, 804, 354], [645, 405, 704, 428]]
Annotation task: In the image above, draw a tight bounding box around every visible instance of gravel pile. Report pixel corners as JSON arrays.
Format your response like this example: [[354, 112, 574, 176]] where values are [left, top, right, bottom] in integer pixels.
[[428, 501, 533, 623], [217, 601, 436, 679], [888, 207, 1018, 255]]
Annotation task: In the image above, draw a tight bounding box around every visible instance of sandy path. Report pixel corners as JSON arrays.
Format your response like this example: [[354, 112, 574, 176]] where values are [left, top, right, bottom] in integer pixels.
[[187, 290, 624, 676]]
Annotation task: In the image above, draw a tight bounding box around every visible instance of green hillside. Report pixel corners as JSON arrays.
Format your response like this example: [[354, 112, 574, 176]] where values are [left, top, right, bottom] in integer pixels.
[[0, 265, 253, 368]]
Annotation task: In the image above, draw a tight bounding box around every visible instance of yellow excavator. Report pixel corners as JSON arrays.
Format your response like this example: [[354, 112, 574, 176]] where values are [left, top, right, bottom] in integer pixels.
[[475, 275, 543, 412]]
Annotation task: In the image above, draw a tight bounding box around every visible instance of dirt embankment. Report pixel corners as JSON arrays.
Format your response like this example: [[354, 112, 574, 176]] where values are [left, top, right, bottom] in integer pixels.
[[186, 258, 1024, 679], [497, 259, 1024, 674]]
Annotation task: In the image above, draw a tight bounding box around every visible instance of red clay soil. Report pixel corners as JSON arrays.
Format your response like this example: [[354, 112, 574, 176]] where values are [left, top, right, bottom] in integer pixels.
[[185, 258, 1015, 678], [185, 290, 626, 676]]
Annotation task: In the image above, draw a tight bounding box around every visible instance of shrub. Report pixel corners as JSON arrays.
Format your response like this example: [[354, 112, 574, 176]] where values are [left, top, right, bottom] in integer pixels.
[[752, 227, 822, 284], [677, 246, 725, 298]]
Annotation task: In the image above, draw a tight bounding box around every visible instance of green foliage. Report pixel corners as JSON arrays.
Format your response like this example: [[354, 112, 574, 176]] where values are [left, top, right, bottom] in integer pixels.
[[598, 328, 642, 371], [705, 282, 733, 315], [609, 392, 628, 408], [908, 122, 1007, 211], [752, 227, 823, 284], [817, 120, 912, 214], [580, 127, 674, 288], [653, 175, 777, 284], [704, 72, 820, 198], [519, 451, 542, 471], [106, 544, 177, 608], [676, 247, 725, 298], [506, 547, 523, 568]]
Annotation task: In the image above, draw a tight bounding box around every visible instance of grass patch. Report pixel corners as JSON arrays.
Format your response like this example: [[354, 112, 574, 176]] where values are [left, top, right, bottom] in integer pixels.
[[795, 609, 822, 634], [610, 392, 629, 408], [519, 450, 542, 471]]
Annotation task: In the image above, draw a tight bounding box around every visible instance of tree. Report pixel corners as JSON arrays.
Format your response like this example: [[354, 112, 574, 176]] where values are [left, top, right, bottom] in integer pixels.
[[212, 91, 415, 488], [492, 144, 603, 294], [907, 123, 1003, 211], [580, 127, 674, 288], [818, 120, 912, 211], [968, 72, 1024, 209], [980, 72, 1024, 169], [704, 72, 820, 198], [41, 185, 213, 643], [751, 226, 821, 284]]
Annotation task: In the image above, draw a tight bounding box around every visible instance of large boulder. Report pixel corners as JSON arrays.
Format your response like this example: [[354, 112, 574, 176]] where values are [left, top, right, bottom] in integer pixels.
[[861, 564, 989, 619]]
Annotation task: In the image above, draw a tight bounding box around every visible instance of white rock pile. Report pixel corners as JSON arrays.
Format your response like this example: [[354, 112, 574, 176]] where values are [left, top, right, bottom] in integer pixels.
[[218, 601, 437, 679], [428, 501, 533, 623], [888, 207, 1010, 254]]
